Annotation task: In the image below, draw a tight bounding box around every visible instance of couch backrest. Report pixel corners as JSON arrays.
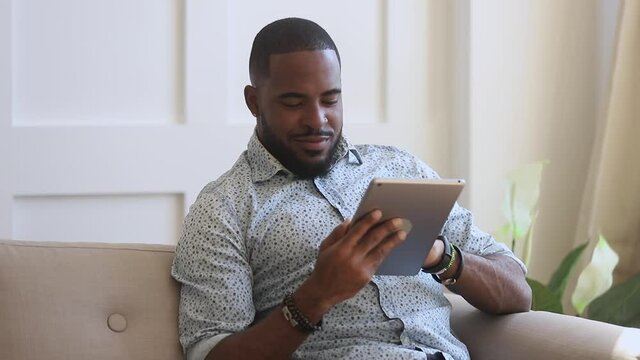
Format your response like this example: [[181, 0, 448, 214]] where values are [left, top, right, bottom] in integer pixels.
[[0, 240, 183, 360]]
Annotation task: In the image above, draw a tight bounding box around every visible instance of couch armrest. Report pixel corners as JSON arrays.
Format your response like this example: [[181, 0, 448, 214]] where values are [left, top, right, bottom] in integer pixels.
[[446, 293, 640, 360]]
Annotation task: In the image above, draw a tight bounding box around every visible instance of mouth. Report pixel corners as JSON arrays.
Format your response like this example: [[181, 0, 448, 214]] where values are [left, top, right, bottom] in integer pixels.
[[293, 135, 331, 152]]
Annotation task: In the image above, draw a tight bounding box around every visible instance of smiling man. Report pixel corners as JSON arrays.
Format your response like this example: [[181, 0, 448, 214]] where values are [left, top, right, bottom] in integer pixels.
[[247, 48, 343, 179], [172, 18, 531, 360]]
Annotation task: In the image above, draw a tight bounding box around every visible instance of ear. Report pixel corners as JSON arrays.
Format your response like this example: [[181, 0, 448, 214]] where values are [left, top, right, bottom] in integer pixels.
[[244, 85, 259, 118]]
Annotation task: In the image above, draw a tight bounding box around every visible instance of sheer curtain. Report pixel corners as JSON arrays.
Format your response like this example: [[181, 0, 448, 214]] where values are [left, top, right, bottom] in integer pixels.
[[575, 0, 640, 281]]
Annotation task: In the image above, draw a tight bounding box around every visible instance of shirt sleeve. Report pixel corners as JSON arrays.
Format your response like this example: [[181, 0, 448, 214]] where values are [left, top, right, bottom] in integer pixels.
[[186, 333, 231, 360], [443, 203, 527, 274], [171, 190, 255, 355]]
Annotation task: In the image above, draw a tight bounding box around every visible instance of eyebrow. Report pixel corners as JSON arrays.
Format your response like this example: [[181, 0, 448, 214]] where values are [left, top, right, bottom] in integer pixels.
[[322, 89, 342, 97], [277, 88, 342, 99]]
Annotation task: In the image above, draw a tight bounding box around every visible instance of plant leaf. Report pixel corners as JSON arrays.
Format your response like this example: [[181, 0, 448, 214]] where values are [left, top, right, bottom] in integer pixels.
[[521, 211, 538, 267], [586, 272, 640, 327], [571, 235, 619, 315], [494, 223, 514, 249], [500, 182, 515, 233], [504, 160, 548, 240], [527, 278, 563, 313], [547, 242, 589, 296]]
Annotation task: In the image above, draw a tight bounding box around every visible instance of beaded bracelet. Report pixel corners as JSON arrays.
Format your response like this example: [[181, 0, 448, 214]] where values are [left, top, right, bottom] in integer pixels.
[[282, 293, 322, 333]]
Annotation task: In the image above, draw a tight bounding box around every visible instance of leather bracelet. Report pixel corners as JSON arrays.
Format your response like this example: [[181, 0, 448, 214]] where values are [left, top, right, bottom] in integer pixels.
[[432, 244, 464, 286], [282, 293, 322, 333]]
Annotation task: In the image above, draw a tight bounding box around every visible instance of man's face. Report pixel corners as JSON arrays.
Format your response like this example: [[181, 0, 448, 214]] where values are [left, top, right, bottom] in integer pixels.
[[246, 50, 343, 179]]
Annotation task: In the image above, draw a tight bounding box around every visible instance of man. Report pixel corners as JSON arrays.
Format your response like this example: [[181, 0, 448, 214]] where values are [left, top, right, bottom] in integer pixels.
[[172, 18, 531, 360]]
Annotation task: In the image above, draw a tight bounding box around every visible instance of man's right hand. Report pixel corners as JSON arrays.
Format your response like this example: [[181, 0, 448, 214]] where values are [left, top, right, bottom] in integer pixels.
[[293, 210, 407, 322]]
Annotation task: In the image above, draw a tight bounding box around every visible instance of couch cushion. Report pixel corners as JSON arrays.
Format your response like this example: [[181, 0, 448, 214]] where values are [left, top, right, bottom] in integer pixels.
[[447, 292, 640, 360], [0, 240, 183, 360]]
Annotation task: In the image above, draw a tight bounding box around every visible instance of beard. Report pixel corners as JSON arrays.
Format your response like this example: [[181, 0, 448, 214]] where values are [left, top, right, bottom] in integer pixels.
[[257, 115, 342, 180]]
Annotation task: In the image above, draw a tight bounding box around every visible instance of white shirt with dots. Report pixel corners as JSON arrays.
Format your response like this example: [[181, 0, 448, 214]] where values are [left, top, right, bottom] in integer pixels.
[[172, 132, 525, 360]]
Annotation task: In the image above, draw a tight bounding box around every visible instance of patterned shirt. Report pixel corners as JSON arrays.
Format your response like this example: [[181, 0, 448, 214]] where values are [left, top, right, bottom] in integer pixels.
[[172, 132, 525, 360]]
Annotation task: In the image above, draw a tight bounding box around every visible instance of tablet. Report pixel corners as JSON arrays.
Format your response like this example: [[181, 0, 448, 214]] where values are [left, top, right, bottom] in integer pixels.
[[352, 178, 465, 276]]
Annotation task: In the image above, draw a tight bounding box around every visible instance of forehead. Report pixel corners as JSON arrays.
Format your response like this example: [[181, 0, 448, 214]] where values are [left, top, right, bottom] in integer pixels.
[[264, 50, 341, 91]]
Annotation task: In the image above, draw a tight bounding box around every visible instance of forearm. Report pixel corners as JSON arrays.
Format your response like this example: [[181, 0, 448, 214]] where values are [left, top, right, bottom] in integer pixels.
[[446, 252, 532, 314], [205, 309, 305, 360], [205, 284, 330, 360]]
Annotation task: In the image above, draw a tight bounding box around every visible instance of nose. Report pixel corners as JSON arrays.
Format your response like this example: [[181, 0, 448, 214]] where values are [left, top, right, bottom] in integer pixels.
[[302, 105, 327, 129]]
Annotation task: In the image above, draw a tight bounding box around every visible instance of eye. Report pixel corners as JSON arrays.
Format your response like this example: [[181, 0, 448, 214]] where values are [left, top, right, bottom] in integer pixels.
[[322, 95, 340, 106], [280, 98, 303, 108]]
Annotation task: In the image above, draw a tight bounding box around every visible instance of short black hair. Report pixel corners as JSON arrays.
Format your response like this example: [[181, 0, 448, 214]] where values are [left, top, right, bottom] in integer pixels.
[[249, 17, 341, 85]]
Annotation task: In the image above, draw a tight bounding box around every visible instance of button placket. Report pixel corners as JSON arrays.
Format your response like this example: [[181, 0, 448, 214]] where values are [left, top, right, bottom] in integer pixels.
[[313, 178, 348, 219]]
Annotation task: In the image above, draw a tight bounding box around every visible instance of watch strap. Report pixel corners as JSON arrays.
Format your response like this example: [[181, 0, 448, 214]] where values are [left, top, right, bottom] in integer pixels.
[[432, 244, 464, 286]]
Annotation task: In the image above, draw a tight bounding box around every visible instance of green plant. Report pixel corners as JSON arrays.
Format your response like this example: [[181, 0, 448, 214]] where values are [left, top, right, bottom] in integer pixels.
[[495, 160, 548, 267], [495, 161, 640, 327]]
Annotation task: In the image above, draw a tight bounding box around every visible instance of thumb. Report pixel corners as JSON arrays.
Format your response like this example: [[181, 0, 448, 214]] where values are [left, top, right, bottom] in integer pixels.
[[319, 219, 351, 252]]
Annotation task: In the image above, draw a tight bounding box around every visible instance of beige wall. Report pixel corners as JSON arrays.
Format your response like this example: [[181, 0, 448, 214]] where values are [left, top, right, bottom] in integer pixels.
[[448, 0, 621, 281]]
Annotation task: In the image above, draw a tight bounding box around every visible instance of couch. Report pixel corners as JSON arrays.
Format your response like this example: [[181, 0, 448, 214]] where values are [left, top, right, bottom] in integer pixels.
[[1, 239, 639, 360]]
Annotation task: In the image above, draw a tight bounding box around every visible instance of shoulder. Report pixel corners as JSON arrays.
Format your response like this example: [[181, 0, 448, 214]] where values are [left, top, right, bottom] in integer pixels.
[[353, 143, 410, 157], [200, 151, 252, 199], [189, 152, 255, 221], [353, 144, 440, 179], [177, 154, 254, 255]]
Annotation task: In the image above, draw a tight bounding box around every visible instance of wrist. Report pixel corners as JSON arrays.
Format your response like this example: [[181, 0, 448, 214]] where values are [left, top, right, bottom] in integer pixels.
[[293, 282, 333, 323], [422, 238, 445, 269], [282, 293, 322, 333], [422, 235, 453, 274]]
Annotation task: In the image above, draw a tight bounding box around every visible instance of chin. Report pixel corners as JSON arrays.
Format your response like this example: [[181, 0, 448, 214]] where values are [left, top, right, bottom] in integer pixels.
[[289, 157, 332, 179]]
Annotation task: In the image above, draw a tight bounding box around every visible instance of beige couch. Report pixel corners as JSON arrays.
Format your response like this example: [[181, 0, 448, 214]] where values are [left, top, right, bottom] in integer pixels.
[[1, 239, 639, 360]]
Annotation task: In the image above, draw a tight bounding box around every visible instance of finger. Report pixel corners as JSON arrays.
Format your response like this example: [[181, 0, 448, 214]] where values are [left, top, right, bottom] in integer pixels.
[[356, 217, 406, 254], [367, 230, 407, 267], [344, 210, 383, 245], [319, 219, 351, 252]]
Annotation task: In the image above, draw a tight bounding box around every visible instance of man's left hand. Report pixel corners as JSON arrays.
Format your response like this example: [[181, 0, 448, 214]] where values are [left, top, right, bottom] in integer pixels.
[[422, 238, 445, 268]]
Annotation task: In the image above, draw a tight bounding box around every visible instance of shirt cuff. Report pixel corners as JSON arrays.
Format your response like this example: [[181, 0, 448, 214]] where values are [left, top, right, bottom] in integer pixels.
[[486, 242, 528, 274], [187, 333, 232, 360]]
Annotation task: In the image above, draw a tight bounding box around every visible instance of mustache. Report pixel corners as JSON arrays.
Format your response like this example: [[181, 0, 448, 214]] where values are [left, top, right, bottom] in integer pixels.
[[293, 129, 334, 137]]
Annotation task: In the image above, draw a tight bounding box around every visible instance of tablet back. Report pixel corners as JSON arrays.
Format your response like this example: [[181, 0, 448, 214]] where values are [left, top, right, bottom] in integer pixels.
[[353, 178, 465, 276]]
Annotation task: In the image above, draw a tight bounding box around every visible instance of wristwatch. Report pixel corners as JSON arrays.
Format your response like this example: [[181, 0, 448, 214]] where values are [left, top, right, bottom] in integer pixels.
[[434, 244, 463, 286], [421, 235, 453, 275]]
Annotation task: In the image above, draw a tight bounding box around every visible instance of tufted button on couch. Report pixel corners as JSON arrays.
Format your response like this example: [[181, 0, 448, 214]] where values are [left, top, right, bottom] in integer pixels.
[[1, 239, 639, 360]]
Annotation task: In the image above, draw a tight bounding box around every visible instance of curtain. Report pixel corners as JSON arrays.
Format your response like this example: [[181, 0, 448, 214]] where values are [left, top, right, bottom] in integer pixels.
[[575, 0, 640, 281]]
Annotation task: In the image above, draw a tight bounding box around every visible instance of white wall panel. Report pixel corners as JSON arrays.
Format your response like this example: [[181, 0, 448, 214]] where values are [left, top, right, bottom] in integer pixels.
[[12, 0, 184, 126], [1, 1, 433, 245], [13, 194, 184, 244], [0, 0, 12, 236]]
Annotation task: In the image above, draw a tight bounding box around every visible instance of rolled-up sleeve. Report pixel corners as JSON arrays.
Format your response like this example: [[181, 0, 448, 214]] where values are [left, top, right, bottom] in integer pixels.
[[444, 203, 527, 274], [171, 191, 255, 355]]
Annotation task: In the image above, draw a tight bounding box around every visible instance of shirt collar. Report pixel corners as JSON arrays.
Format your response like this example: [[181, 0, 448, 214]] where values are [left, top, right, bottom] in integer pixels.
[[246, 130, 362, 183]]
